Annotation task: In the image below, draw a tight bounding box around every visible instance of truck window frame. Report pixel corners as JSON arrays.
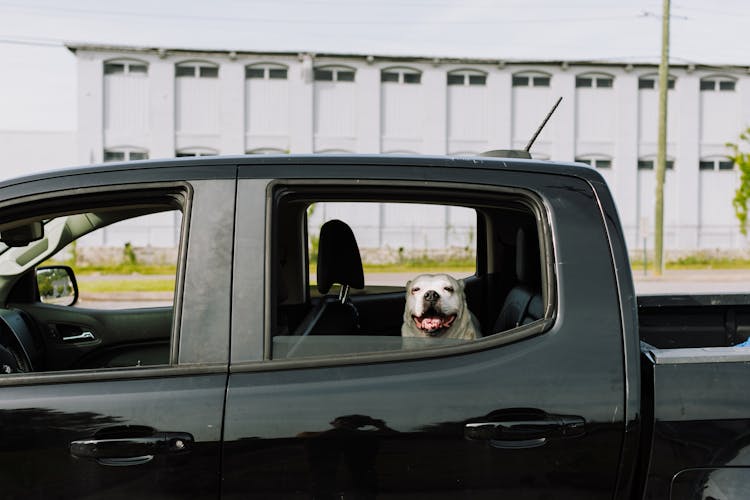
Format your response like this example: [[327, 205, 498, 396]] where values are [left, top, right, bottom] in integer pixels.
[[0, 182, 195, 386], [260, 179, 557, 369]]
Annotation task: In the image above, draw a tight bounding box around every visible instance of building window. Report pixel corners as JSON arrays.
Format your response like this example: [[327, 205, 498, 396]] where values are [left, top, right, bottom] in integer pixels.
[[700, 76, 737, 92], [700, 158, 735, 171], [638, 159, 674, 170], [576, 156, 612, 169], [314, 66, 356, 82], [576, 75, 614, 88], [447, 69, 487, 86], [104, 61, 148, 76], [175, 148, 218, 157], [381, 67, 422, 84], [176, 62, 219, 78], [246, 64, 288, 80], [638, 75, 675, 90], [512, 72, 551, 88], [103, 149, 149, 162]]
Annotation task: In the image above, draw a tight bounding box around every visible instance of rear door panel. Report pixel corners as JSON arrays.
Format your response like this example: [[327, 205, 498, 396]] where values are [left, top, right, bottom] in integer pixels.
[[224, 167, 628, 498]]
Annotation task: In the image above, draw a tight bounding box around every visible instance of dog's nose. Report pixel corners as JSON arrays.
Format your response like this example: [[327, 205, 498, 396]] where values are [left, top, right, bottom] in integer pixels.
[[424, 290, 439, 302]]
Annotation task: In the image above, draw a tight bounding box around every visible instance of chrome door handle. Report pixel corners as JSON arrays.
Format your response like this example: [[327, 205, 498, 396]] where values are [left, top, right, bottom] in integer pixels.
[[62, 331, 95, 342]]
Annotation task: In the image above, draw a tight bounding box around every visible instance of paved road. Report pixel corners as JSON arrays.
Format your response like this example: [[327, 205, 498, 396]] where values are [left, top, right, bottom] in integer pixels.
[[633, 269, 750, 295], [77, 269, 750, 310], [366, 270, 750, 295]]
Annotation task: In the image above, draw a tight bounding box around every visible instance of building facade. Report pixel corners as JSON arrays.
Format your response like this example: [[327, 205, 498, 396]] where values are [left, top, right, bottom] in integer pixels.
[[71, 44, 750, 252]]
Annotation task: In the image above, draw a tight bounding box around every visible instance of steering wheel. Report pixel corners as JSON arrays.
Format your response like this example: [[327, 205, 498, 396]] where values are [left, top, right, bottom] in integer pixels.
[[0, 309, 39, 373], [0, 344, 22, 373]]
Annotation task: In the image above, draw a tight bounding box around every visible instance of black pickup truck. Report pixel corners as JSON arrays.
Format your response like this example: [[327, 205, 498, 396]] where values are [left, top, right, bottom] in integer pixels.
[[0, 154, 748, 499]]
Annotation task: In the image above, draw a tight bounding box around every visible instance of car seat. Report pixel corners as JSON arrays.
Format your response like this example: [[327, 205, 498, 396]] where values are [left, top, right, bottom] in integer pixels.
[[493, 227, 543, 332], [293, 219, 365, 336]]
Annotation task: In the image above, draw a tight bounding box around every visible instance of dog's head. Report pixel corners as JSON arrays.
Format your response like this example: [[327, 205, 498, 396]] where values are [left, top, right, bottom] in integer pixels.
[[404, 274, 466, 337]]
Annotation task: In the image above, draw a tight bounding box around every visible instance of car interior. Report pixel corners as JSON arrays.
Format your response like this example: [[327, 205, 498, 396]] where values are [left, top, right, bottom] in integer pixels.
[[271, 185, 549, 359], [0, 183, 550, 372], [0, 194, 182, 375]]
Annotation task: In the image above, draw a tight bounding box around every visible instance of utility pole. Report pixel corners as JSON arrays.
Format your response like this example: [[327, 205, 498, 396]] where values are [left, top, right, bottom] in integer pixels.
[[654, 0, 670, 276]]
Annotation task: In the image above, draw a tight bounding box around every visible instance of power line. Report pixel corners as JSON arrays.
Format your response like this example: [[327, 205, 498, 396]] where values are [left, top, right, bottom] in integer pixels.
[[0, 36, 62, 47], [672, 4, 750, 18]]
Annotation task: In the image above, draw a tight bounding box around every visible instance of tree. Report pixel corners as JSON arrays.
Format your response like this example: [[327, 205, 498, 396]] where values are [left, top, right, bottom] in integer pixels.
[[729, 127, 750, 235]]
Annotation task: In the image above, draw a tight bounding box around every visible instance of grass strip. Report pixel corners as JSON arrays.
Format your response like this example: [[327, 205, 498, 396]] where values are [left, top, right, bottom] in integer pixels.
[[79, 279, 175, 294]]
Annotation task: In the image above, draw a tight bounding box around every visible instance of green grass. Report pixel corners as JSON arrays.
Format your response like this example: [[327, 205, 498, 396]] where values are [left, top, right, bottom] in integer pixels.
[[631, 257, 750, 271], [73, 264, 177, 276], [79, 279, 175, 294], [51, 253, 750, 296]]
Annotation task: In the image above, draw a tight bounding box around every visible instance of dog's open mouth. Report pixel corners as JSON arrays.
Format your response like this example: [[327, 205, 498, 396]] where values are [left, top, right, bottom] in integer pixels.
[[413, 314, 457, 336]]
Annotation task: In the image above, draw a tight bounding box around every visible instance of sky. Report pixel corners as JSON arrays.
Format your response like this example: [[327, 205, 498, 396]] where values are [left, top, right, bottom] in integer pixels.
[[1, 0, 748, 131]]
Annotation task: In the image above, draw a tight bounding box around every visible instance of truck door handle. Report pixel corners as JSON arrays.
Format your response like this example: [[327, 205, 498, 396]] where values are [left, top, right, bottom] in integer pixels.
[[62, 330, 95, 342], [465, 414, 585, 449], [70, 432, 193, 466]]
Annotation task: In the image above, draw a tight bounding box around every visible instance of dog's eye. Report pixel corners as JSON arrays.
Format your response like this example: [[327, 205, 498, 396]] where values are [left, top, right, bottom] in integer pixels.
[[443, 286, 454, 292], [411, 287, 421, 293]]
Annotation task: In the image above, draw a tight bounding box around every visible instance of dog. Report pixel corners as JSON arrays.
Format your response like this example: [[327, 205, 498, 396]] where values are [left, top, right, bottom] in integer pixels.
[[401, 273, 481, 340]]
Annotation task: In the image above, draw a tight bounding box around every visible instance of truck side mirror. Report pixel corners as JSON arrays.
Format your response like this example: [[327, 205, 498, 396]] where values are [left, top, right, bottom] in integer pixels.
[[36, 265, 79, 306]]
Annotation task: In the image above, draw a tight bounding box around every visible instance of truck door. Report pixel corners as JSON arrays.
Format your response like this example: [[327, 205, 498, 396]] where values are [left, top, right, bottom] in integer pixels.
[[0, 174, 235, 499], [223, 169, 628, 498]]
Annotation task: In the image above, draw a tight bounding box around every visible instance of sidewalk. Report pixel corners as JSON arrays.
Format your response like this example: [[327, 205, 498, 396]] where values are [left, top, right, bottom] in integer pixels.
[[633, 269, 750, 294], [634, 269, 750, 282]]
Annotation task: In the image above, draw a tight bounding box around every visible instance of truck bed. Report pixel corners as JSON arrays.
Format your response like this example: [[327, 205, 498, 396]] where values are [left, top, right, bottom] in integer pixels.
[[638, 294, 750, 348], [638, 294, 750, 499]]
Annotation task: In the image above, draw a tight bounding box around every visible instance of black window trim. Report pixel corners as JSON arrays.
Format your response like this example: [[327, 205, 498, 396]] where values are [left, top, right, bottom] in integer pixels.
[[104, 59, 149, 76], [176, 61, 220, 78], [246, 63, 289, 80], [701, 76, 737, 92], [638, 159, 674, 170], [104, 148, 150, 162], [701, 158, 736, 171], [448, 69, 488, 87], [576, 156, 612, 169], [639, 75, 675, 90], [314, 66, 357, 82], [242, 178, 557, 372], [512, 72, 552, 88], [576, 73, 614, 89], [381, 67, 422, 85]]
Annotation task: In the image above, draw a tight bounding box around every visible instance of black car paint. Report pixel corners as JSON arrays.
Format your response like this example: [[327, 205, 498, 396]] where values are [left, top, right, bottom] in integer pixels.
[[0, 155, 745, 498], [222, 162, 628, 498]]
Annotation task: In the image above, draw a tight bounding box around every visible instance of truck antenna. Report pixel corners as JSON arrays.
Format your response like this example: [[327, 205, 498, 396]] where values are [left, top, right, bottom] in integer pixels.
[[524, 96, 563, 152]]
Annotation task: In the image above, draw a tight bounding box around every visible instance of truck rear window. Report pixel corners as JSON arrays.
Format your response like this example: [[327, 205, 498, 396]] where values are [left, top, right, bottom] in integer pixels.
[[271, 182, 551, 362]]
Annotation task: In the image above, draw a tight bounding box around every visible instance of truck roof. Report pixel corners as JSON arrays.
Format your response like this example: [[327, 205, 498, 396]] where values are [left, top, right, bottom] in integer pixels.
[[0, 154, 605, 190]]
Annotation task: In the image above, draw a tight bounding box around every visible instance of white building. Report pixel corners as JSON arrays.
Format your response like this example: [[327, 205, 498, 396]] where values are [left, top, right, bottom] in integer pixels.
[[67, 44, 750, 251]]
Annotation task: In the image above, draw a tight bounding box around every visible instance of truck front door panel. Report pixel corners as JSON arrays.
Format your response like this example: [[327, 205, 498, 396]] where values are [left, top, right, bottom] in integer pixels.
[[0, 375, 225, 499], [0, 171, 236, 499]]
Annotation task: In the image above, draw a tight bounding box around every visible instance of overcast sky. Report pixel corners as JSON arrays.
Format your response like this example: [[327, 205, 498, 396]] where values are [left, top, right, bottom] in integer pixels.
[[1, 0, 748, 131]]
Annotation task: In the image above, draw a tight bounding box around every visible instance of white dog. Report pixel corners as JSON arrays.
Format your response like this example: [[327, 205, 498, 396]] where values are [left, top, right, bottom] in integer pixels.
[[401, 274, 481, 340]]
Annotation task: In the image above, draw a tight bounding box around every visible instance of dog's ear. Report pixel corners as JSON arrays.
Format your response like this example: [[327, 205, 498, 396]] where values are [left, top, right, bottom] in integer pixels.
[[457, 278, 466, 293], [405, 279, 412, 292]]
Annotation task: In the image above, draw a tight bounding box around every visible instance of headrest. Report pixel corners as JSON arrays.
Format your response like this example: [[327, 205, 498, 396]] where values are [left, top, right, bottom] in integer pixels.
[[515, 227, 541, 286], [316, 219, 365, 294]]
